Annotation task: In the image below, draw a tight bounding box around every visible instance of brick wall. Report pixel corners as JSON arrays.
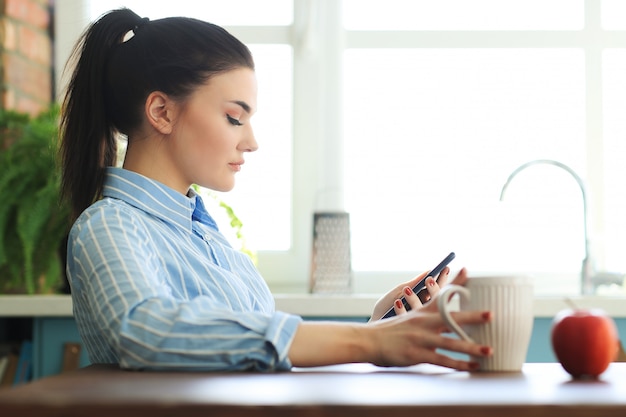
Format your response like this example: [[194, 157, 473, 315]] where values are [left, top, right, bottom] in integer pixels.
[[1, 0, 52, 116]]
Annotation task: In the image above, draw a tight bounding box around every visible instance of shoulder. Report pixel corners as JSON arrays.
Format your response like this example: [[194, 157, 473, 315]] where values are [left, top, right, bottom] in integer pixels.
[[70, 197, 148, 242]]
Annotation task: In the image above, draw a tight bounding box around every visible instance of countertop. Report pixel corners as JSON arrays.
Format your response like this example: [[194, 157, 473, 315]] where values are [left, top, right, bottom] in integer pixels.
[[1, 294, 625, 318]]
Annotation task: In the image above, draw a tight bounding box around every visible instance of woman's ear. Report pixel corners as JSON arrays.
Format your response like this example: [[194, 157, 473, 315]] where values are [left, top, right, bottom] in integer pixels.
[[145, 91, 176, 134]]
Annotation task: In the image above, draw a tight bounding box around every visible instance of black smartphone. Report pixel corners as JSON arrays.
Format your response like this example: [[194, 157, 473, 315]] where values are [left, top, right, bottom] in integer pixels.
[[381, 251, 456, 319]]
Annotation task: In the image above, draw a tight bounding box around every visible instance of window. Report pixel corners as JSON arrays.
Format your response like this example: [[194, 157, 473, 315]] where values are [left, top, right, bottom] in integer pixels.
[[341, 0, 624, 296], [343, 49, 585, 279], [344, 0, 583, 30], [55, 0, 626, 296]]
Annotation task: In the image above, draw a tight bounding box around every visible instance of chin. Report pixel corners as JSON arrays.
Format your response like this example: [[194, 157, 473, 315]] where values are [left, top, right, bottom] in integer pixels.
[[200, 182, 235, 193]]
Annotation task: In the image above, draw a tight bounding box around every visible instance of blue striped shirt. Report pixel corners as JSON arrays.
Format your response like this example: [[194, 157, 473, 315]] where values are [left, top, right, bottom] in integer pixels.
[[67, 167, 302, 371]]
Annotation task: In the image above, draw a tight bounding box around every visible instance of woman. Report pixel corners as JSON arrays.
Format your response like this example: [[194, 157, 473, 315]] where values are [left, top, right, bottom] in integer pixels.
[[60, 8, 492, 371]]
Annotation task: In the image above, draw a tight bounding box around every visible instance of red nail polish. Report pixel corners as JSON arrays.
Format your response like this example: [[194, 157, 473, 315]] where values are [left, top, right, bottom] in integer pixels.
[[481, 311, 491, 320], [480, 346, 492, 355], [404, 286, 412, 296], [469, 362, 480, 370], [395, 299, 403, 309]]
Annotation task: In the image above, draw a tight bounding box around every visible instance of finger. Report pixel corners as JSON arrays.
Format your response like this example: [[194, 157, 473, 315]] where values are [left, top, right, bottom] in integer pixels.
[[436, 310, 493, 334], [412, 307, 492, 330], [419, 350, 482, 372], [437, 267, 469, 305], [418, 266, 452, 303], [450, 310, 493, 325], [433, 332, 494, 358], [393, 298, 407, 315], [448, 267, 468, 286], [389, 271, 430, 305], [402, 286, 423, 311], [435, 266, 451, 287], [405, 270, 429, 294], [417, 277, 434, 303], [419, 270, 446, 303]]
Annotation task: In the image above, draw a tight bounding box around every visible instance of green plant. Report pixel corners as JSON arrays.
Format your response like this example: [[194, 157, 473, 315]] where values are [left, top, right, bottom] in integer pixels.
[[0, 107, 254, 294], [0, 106, 70, 294]]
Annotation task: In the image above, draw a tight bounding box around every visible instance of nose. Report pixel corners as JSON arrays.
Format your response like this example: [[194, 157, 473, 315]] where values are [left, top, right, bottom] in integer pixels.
[[241, 125, 259, 152]]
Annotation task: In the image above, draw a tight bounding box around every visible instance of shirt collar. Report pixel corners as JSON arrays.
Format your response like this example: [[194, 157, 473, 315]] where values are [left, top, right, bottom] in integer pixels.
[[102, 167, 219, 233]]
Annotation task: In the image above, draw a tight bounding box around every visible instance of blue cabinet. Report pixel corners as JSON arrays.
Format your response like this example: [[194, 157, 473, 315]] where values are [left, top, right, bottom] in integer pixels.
[[17, 308, 626, 379], [32, 318, 91, 380], [26, 316, 608, 380]]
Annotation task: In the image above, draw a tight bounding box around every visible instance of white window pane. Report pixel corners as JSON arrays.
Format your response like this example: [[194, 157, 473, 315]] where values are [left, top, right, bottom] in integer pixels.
[[343, 49, 586, 295], [90, 0, 293, 25], [603, 49, 626, 272], [602, 0, 626, 30], [216, 45, 293, 251], [344, 0, 583, 30]]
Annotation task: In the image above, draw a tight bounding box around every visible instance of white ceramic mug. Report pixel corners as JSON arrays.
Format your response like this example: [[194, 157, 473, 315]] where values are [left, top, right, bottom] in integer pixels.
[[437, 275, 534, 372]]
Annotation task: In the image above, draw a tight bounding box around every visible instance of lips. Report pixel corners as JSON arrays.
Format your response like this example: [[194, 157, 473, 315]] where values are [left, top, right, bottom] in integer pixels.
[[229, 161, 244, 172]]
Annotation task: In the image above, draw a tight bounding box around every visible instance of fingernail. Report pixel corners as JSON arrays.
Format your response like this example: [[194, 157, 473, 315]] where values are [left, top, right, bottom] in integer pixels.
[[404, 286, 412, 296], [469, 362, 480, 370], [480, 346, 492, 356], [395, 299, 403, 309], [481, 311, 492, 320], [427, 277, 435, 287]]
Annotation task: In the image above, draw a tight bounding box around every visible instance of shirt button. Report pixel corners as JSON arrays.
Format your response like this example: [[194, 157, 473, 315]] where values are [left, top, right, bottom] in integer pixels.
[[204, 234, 212, 241]]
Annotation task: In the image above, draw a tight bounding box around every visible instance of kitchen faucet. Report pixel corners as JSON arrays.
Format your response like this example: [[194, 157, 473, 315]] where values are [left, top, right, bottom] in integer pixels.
[[499, 159, 593, 294]]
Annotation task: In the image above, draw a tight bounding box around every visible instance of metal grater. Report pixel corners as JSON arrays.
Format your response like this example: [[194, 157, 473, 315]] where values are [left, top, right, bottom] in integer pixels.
[[309, 212, 353, 293]]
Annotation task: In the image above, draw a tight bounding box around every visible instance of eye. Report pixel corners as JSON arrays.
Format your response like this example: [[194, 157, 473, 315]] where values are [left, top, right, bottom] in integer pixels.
[[227, 114, 243, 126]]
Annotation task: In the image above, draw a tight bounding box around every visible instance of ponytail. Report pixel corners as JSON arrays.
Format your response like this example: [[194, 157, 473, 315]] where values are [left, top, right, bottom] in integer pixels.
[[60, 8, 144, 220], [60, 8, 254, 221]]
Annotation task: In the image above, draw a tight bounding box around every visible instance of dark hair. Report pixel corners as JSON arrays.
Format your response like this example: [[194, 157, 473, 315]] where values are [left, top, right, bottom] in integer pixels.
[[59, 8, 255, 220]]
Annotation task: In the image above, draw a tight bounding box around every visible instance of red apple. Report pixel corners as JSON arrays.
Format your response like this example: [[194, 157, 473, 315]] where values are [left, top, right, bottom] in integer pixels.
[[551, 308, 619, 379]]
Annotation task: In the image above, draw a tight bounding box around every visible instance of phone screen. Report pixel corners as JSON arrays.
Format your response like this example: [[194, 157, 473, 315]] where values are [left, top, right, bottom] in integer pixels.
[[380, 252, 456, 319]]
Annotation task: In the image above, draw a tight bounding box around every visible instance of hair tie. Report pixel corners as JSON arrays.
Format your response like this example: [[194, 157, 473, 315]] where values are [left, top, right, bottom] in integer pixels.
[[134, 17, 150, 34]]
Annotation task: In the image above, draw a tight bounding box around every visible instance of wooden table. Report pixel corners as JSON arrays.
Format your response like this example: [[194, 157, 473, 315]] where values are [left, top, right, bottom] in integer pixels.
[[0, 362, 625, 417]]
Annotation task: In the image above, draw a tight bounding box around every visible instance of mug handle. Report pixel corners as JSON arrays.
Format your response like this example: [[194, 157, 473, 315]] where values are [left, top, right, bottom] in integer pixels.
[[437, 285, 475, 343]]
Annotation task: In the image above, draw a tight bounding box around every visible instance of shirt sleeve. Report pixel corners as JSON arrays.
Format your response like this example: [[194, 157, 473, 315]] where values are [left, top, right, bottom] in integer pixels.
[[68, 202, 302, 372]]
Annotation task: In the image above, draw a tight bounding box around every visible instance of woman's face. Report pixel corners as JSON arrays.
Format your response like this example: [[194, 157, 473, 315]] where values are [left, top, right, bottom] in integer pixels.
[[169, 67, 258, 193]]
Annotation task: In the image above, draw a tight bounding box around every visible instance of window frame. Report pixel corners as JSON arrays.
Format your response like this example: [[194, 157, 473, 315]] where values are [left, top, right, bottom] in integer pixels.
[[54, 0, 626, 295]]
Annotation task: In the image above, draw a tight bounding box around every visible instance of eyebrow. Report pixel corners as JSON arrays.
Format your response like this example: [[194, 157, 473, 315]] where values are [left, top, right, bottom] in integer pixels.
[[230, 100, 252, 114]]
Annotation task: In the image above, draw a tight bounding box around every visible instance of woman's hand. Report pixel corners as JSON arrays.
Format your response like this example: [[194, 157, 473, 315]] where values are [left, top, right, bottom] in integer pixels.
[[370, 266, 456, 321], [365, 304, 493, 371], [418, 267, 468, 313], [289, 275, 493, 371], [365, 268, 492, 371], [290, 267, 493, 371]]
